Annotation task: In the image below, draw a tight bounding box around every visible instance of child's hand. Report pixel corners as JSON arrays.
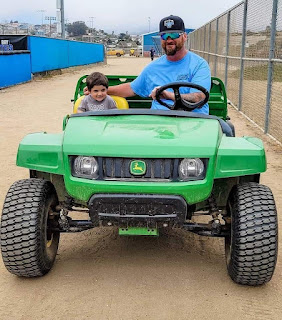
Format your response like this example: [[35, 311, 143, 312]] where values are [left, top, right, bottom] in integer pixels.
[[83, 87, 89, 95]]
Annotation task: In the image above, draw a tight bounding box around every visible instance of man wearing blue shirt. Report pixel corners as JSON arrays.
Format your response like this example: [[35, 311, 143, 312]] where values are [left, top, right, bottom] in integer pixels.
[[108, 15, 211, 114]]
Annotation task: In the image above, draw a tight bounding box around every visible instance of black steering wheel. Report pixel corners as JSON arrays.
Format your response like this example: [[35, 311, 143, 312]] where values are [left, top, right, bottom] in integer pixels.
[[156, 82, 209, 111]]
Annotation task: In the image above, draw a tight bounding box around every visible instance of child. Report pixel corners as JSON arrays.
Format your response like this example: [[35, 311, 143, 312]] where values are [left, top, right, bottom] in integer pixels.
[[77, 72, 117, 112]]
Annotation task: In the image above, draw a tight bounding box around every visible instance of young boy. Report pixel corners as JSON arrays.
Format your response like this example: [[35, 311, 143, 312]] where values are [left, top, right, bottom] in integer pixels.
[[77, 72, 117, 112]]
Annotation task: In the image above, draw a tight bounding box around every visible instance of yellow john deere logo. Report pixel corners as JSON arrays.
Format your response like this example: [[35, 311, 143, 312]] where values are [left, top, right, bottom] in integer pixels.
[[130, 160, 146, 175]]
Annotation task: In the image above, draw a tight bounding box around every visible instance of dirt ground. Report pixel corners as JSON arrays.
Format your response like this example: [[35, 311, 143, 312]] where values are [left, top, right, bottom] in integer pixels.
[[0, 56, 282, 320]]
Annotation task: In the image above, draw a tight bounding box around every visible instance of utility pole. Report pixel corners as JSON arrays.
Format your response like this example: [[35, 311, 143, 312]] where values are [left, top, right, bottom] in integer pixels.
[[148, 17, 151, 32]]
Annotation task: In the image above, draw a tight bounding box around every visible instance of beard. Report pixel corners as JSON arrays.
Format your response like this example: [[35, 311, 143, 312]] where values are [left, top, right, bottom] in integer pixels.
[[162, 40, 183, 56]]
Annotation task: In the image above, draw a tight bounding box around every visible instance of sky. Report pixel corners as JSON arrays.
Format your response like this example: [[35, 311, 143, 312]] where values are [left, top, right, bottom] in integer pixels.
[[0, 0, 243, 34]]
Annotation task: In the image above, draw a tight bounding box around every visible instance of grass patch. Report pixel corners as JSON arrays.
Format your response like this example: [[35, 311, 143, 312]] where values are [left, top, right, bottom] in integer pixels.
[[230, 64, 282, 82]]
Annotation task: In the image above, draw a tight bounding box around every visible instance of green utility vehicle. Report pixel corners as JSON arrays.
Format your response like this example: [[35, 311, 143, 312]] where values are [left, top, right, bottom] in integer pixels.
[[0, 75, 278, 286]]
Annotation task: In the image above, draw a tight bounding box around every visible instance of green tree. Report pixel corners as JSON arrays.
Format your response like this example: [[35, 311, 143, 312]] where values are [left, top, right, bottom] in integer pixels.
[[66, 21, 87, 36], [119, 32, 126, 40], [119, 32, 132, 41]]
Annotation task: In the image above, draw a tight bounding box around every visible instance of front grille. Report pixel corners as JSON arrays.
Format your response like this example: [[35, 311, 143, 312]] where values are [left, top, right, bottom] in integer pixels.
[[88, 194, 187, 227], [98, 157, 179, 182]]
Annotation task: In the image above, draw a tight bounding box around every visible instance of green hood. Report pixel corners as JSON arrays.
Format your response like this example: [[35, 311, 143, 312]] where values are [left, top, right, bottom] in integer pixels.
[[63, 115, 222, 158], [16, 113, 266, 204]]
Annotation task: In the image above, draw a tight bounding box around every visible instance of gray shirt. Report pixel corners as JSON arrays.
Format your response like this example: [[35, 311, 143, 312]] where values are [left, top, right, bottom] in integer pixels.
[[78, 94, 117, 112]]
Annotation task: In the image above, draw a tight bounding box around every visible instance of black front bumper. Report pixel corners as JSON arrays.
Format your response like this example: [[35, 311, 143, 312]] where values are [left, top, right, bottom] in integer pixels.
[[88, 194, 187, 227]]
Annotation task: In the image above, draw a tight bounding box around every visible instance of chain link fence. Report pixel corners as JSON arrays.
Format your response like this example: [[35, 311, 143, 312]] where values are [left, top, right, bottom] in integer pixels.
[[0, 25, 30, 35], [189, 0, 282, 143]]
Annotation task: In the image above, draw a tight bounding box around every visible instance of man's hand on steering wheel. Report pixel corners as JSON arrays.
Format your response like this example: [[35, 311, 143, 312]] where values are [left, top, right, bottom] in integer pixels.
[[150, 86, 174, 101], [152, 82, 209, 112]]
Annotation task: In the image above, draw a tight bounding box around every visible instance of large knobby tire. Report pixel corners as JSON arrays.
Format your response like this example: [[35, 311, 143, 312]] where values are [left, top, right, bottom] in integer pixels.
[[0, 179, 60, 277], [226, 120, 235, 137], [225, 182, 278, 286]]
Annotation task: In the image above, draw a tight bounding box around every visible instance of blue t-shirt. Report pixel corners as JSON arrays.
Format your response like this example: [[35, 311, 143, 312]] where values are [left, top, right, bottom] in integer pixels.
[[130, 51, 211, 114]]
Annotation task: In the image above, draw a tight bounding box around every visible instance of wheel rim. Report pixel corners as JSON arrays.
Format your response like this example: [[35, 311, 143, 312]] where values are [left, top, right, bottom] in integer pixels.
[[46, 233, 54, 248], [45, 200, 59, 260]]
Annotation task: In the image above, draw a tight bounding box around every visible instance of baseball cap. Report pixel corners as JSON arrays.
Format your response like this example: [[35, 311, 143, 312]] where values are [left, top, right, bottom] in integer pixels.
[[159, 15, 185, 34]]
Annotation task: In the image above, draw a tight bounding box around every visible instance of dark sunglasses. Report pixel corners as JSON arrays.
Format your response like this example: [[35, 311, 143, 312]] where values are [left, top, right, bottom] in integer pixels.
[[160, 32, 183, 40]]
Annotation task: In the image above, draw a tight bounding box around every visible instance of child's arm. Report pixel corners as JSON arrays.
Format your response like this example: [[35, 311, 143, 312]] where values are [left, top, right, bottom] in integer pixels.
[[107, 82, 135, 97], [77, 96, 88, 112]]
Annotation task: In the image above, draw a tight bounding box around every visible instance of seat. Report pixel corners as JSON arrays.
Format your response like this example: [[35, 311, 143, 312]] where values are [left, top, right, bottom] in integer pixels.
[[110, 95, 129, 109], [73, 95, 129, 113]]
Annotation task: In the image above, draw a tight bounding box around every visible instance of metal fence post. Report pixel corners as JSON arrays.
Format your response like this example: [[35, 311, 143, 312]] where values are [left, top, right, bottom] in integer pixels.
[[208, 23, 212, 63], [203, 25, 206, 52], [225, 11, 231, 88], [264, 0, 278, 134], [214, 19, 219, 76], [204, 25, 208, 61], [238, 0, 248, 111]]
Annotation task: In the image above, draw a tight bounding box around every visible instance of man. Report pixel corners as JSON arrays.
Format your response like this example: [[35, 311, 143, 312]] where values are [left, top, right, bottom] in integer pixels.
[[107, 15, 211, 114], [150, 47, 155, 61]]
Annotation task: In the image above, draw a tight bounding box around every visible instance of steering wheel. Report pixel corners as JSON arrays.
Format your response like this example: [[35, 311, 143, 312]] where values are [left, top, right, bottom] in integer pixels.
[[156, 82, 209, 111]]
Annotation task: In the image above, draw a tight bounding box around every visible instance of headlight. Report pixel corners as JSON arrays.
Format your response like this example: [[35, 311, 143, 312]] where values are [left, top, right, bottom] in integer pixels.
[[72, 156, 99, 179], [178, 158, 205, 181]]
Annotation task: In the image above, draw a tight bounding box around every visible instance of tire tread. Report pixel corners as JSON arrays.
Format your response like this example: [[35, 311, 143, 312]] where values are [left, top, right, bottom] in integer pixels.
[[0, 179, 58, 277], [227, 182, 278, 286]]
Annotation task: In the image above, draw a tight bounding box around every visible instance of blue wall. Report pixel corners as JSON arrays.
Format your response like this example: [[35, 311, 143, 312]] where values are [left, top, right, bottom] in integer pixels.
[[28, 37, 68, 73], [28, 36, 104, 73], [0, 36, 104, 88], [143, 29, 194, 54], [0, 52, 31, 88], [68, 41, 104, 67]]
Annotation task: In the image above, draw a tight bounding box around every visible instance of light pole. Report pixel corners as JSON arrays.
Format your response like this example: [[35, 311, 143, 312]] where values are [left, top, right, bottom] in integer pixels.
[[37, 10, 46, 26], [89, 17, 95, 42], [45, 16, 56, 37], [56, 0, 65, 38], [90, 17, 95, 37], [61, 0, 65, 39], [89, 17, 95, 31], [148, 17, 151, 33]]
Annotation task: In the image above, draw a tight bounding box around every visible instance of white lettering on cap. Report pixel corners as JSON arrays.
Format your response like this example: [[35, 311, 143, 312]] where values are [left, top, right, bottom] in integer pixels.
[[164, 19, 174, 28]]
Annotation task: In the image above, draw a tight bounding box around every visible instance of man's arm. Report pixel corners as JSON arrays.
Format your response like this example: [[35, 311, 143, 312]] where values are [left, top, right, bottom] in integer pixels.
[[178, 92, 206, 102], [107, 83, 136, 97], [150, 87, 205, 102]]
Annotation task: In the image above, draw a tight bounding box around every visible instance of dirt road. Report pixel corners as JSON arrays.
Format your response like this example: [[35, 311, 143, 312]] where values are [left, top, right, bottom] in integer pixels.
[[0, 57, 281, 320]]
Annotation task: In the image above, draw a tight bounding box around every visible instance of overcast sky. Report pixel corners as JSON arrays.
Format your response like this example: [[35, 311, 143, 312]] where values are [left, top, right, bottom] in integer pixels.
[[1, 0, 243, 34]]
